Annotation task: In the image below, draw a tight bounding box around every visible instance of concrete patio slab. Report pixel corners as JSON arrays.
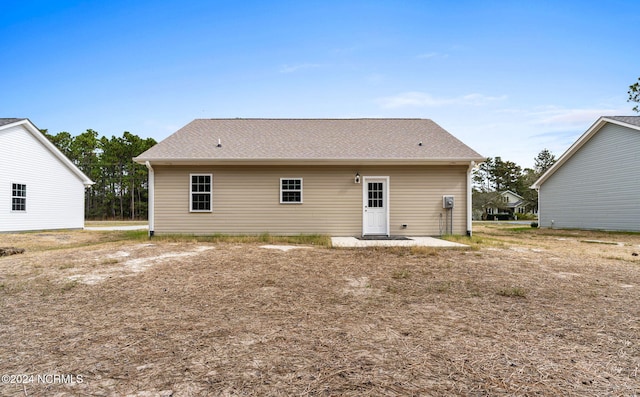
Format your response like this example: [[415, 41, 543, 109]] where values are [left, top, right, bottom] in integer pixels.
[[331, 236, 468, 248]]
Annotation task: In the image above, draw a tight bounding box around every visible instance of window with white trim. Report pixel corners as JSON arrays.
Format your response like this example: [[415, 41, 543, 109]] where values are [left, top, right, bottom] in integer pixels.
[[280, 178, 302, 203], [190, 174, 212, 212], [11, 183, 26, 211]]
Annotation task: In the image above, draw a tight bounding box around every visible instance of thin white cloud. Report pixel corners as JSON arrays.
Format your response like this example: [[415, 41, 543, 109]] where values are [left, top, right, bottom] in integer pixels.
[[376, 91, 507, 108], [531, 107, 628, 128], [279, 63, 325, 73], [417, 52, 448, 59], [461, 93, 508, 105]]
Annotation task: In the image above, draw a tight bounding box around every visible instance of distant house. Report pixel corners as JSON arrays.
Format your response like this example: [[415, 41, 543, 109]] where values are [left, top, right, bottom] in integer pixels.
[[0, 118, 93, 232], [532, 116, 640, 231], [481, 190, 530, 220], [134, 119, 484, 236]]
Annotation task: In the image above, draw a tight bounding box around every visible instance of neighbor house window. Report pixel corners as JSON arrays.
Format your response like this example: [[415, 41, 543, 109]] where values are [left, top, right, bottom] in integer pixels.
[[11, 183, 26, 211], [280, 178, 302, 203], [190, 174, 212, 212]]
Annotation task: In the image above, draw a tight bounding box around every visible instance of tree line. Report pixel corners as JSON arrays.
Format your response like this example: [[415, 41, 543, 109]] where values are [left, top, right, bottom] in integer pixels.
[[472, 149, 556, 217], [42, 129, 156, 220]]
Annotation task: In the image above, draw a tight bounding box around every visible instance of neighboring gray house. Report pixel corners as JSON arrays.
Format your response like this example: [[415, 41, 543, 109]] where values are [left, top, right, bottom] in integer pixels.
[[532, 116, 640, 231], [134, 119, 484, 237]]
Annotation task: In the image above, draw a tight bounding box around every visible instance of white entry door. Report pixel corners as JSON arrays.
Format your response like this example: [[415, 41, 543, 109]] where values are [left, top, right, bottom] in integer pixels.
[[363, 177, 389, 236]]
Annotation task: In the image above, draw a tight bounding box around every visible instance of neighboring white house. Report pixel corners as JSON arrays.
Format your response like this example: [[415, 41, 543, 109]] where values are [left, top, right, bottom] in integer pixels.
[[532, 116, 640, 231], [485, 191, 529, 218], [0, 118, 93, 232]]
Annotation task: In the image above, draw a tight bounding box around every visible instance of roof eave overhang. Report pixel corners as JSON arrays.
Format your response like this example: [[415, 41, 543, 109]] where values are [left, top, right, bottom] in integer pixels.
[[134, 157, 484, 166]]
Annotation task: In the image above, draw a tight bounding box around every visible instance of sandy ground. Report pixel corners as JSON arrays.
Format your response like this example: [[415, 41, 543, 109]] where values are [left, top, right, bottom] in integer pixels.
[[0, 224, 639, 396]]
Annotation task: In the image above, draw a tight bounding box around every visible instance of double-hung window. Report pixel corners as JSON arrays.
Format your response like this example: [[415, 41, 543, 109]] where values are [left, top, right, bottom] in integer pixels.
[[11, 183, 26, 211], [190, 174, 212, 212], [280, 178, 302, 204]]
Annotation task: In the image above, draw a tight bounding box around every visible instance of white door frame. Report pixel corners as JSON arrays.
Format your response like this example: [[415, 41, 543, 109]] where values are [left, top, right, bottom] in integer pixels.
[[362, 176, 390, 236]]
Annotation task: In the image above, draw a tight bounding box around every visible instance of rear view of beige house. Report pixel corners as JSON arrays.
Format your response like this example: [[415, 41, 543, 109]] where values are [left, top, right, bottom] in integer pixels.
[[134, 119, 483, 237]]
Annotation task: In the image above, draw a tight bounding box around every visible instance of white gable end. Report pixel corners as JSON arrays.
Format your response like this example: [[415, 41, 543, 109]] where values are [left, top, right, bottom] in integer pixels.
[[0, 122, 89, 232]]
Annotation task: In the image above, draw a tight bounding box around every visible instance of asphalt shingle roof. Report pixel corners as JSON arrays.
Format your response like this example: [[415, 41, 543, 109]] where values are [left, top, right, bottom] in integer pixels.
[[607, 116, 640, 127], [0, 118, 26, 127], [135, 118, 483, 163]]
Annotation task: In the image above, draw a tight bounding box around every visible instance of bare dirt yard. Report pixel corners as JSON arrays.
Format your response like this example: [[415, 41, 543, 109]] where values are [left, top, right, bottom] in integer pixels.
[[1, 224, 639, 396]]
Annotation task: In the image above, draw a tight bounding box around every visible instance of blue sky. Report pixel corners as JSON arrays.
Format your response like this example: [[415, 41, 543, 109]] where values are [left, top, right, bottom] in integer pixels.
[[2, 0, 638, 168]]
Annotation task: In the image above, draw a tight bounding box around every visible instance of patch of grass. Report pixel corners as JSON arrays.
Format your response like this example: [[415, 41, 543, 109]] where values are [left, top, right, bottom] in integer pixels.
[[0, 281, 26, 295], [385, 285, 399, 294], [5, 229, 149, 253], [261, 279, 277, 287], [122, 230, 151, 240], [391, 269, 410, 279], [410, 246, 439, 256], [428, 280, 453, 293], [258, 232, 272, 243], [602, 255, 640, 264], [149, 233, 332, 247], [580, 240, 620, 245], [441, 234, 503, 250], [60, 280, 78, 293], [282, 234, 332, 247], [374, 246, 411, 256], [502, 227, 534, 232], [496, 286, 526, 298], [58, 263, 75, 270], [84, 220, 148, 227], [464, 281, 483, 297]]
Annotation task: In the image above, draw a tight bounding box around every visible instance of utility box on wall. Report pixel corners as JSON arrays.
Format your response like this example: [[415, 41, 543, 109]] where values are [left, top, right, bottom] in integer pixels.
[[443, 195, 454, 209]]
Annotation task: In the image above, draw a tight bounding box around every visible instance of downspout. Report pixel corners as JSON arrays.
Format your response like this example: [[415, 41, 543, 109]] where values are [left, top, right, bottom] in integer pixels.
[[466, 161, 475, 236], [145, 161, 155, 237], [535, 186, 541, 228]]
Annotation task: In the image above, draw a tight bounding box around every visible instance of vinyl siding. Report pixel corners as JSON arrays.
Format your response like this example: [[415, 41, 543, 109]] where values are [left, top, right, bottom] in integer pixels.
[[152, 165, 469, 235], [539, 123, 640, 231], [0, 125, 86, 232]]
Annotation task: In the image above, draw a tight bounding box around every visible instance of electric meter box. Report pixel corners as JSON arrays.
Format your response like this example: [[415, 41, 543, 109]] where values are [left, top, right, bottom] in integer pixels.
[[443, 195, 455, 209]]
